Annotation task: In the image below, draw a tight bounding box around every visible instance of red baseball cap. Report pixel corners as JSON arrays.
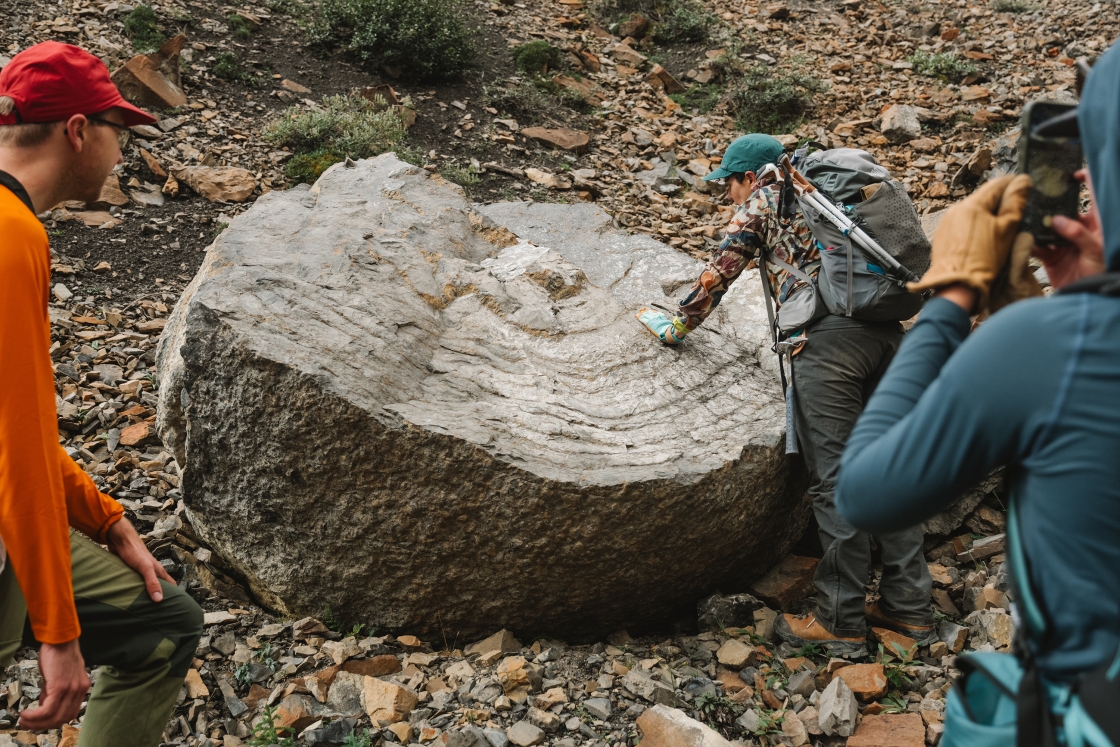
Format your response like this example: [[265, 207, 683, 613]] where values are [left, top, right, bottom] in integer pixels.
[[0, 41, 156, 127]]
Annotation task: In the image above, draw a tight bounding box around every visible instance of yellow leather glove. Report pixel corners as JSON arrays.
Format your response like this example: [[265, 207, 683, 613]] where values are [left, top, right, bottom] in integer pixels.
[[909, 174, 1033, 309], [988, 232, 1044, 313]]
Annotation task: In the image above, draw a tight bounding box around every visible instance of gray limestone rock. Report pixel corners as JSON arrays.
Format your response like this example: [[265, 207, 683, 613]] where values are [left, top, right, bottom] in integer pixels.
[[156, 154, 808, 639], [880, 104, 922, 143], [508, 722, 545, 747], [786, 670, 816, 699], [817, 676, 858, 737], [584, 697, 612, 720]]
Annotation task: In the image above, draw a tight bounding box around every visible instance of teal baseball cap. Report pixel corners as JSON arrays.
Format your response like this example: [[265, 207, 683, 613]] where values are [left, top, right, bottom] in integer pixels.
[[703, 133, 785, 181]]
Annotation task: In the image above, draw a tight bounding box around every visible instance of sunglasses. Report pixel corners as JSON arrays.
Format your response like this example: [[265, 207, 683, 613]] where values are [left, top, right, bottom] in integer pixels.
[[88, 116, 130, 148]]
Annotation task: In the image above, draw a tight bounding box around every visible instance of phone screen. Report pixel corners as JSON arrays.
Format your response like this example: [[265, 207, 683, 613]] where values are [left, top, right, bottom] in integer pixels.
[[1018, 102, 1083, 247]]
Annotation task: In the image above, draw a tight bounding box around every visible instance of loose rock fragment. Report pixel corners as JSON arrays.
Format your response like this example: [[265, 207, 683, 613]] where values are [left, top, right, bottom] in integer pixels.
[[170, 165, 257, 203], [362, 677, 418, 723], [881, 104, 922, 143], [110, 35, 188, 109], [749, 555, 819, 609], [507, 721, 545, 747], [847, 713, 926, 747], [636, 705, 733, 747], [835, 663, 889, 701], [817, 676, 859, 737]]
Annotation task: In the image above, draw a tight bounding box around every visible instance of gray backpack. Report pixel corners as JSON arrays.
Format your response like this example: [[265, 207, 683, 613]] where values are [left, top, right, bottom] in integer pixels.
[[796, 148, 930, 322]]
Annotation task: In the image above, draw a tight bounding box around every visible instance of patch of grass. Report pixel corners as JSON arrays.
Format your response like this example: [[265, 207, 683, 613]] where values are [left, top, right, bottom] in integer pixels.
[[908, 51, 979, 83], [122, 5, 165, 52], [694, 694, 744, 738], [670, 83, 721, 114], [266, 95, 407, 185], [226, 13, 253, 39], [791, 642, 824, 659], [727, 64, 824, 134], [211, 221, 230, 241], [481, 80, 552, 120], [341, 730, 376, 747], [169, 7, 194, 25], [440, 164, 482, 187], [992, 0, 1034, 10], [247, 705, 297, 747], [513, 41, 562, 76], [311, 0, 476, 82]]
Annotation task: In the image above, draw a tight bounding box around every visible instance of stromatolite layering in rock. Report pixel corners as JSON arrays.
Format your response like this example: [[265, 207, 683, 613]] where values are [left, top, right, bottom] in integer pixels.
[[156, 153, 809, 638]]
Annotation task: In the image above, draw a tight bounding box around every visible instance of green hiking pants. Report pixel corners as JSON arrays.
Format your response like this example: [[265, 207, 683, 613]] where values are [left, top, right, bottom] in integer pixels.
[[0, 529, 203, 746]]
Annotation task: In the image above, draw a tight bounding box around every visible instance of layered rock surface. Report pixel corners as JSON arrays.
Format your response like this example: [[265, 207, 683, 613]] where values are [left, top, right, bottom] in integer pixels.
[[157, 153, 808, 638]]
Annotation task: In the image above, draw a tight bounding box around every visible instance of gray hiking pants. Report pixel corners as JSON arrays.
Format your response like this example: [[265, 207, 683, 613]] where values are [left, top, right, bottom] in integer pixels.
[[792, 316, 933, 638]]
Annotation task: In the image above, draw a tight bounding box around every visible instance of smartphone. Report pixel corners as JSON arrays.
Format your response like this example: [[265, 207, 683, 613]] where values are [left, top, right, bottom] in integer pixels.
[[1017, 101, 1084, 247]]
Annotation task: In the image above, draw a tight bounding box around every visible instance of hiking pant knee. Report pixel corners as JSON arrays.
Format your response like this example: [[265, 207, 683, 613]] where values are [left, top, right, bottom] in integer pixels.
[[0, 529, 203, 747], [792, 319, 933, 637]]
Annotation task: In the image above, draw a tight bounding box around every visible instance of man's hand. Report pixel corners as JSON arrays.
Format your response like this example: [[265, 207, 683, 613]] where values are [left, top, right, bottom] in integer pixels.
[[1033, 169, 1106, 290], [19, 639, 89, 730], [106, 517, 175, 603], [910, 174, 1032, 311]]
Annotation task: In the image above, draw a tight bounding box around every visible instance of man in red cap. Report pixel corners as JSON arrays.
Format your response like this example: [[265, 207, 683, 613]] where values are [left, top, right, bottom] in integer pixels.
[[0, 42, 202, 744]]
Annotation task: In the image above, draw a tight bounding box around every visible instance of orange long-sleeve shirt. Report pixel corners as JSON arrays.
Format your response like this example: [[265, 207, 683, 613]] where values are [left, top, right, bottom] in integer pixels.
[[0, 181, 124, 644]]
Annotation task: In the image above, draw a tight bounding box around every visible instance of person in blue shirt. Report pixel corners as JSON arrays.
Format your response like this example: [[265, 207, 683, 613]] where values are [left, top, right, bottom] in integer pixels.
[[837, 40, 1119, 690]]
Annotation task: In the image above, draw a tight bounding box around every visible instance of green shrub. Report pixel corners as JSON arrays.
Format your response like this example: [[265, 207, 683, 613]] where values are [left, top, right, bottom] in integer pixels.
[[651, 2, 708, 43], [992, 0, 1034, 11], [513, 41, 562, 76], [212, 51, 243, 80], [122, 5, 164, 52], [669, 83, 721, 114], [265, 95, 407, 184], [264, 0, 309, 16], [212, 52, 270, 87], [907, 51, 978, 83], [726, 64, 824, 134], [226, 13, 253, 39], [589, 0, 710, 44], [311, 0, 476, 82]]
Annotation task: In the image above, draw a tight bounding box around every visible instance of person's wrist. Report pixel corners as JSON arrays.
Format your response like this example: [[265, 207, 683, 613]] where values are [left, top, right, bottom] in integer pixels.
[[934, 283, 978, 313]]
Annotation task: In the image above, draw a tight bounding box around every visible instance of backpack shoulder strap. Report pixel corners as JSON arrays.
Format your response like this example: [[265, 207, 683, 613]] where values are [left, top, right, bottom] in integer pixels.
[[1055, 272, 1120, 297], [0, 170, 34, 214]]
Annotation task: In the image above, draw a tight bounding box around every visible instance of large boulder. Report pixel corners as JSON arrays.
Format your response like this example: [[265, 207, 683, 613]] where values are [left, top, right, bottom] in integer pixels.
[[156, 154, 809, 638]]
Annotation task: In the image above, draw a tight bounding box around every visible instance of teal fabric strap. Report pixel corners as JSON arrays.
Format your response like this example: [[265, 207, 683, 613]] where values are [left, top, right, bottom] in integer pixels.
[[1008, 499, 1049, 645]]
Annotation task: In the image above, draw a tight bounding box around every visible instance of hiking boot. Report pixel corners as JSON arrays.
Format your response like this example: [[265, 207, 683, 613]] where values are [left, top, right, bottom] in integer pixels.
[[865, 601, 937, 646], [775, 613, 867, 657]]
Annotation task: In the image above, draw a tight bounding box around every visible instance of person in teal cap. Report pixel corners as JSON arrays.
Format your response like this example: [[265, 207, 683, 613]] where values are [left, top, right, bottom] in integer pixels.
[[638, 133, 933, 656]]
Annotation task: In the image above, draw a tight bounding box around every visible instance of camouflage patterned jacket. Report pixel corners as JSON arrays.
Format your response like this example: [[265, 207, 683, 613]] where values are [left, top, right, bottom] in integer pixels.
[[676, 171, 820, 331]]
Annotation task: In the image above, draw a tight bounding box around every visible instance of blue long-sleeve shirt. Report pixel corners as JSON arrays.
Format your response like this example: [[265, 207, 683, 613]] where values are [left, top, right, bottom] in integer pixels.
[[837, 296, 1120, 682]]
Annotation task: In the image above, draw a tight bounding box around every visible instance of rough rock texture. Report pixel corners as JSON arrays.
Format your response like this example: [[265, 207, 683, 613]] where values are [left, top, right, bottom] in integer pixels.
[[636, 705, 733, 747], [923, 470, 1005, 536], [880, 104, 922, 144], [157, 153, 810, 639]]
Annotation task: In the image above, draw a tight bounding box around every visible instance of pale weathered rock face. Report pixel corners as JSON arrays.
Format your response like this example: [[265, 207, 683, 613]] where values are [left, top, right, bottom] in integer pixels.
[[156, 153, 809, 639]]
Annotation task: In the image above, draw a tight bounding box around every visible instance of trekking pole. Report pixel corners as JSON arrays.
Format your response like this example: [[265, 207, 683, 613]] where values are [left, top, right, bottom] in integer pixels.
[[774, 339, 803, 455], [777, 156, 920, 284]]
